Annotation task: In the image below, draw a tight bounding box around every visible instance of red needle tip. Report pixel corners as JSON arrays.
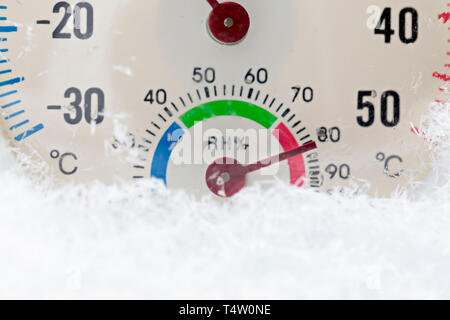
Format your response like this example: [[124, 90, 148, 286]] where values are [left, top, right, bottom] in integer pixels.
[[245, 142, 317, 174]]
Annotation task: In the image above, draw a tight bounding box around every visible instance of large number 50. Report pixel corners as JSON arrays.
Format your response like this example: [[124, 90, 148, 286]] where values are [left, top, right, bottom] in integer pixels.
[[357, 91, 400, 128]]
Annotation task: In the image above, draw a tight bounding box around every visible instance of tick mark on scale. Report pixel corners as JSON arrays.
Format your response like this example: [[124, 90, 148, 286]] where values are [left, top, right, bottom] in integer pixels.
[[151, 122, 160, 130]]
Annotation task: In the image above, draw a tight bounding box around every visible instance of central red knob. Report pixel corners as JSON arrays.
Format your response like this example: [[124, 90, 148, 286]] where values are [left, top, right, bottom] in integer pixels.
[[207, 1, 250, 45]]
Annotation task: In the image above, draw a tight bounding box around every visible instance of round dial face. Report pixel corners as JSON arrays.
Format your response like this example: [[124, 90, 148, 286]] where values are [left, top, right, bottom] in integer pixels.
[[0, 0, 448, 197]]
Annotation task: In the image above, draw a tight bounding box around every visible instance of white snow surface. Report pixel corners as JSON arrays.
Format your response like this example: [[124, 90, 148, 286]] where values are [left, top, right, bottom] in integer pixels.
[[0, 103, 449, 300]]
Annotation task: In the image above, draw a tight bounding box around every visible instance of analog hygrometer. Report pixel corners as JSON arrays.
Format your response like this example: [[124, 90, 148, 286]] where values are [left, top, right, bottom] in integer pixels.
[[0, 1, 448, 197]]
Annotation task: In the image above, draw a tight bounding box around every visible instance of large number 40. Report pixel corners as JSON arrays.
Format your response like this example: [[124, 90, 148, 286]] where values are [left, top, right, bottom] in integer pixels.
[[375, 7, 418, 44]]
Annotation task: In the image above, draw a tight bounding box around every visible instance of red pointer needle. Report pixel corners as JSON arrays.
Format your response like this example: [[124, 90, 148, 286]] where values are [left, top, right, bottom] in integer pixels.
[[205, 142, 317, 198]]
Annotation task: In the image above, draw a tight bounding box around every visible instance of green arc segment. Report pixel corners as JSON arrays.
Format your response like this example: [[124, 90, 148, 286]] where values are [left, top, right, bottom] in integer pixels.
[[179, 100, 278, 129]]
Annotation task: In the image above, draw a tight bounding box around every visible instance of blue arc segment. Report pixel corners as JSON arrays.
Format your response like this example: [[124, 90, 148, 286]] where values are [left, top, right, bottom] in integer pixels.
[[150, 122, 185, 185]]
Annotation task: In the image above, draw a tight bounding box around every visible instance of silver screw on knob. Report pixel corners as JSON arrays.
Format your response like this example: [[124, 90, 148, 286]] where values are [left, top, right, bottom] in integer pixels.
[[224, 17, 234, 28]]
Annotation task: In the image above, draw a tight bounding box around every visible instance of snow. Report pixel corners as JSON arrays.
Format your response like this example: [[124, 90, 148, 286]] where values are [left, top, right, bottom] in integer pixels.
[[0, 103, 448, 299]]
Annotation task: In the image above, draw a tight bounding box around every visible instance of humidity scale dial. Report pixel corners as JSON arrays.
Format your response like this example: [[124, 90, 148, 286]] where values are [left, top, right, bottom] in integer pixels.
[[0, 1, 448, 197]]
